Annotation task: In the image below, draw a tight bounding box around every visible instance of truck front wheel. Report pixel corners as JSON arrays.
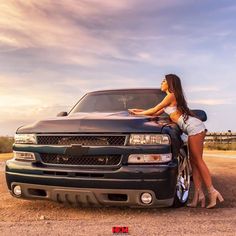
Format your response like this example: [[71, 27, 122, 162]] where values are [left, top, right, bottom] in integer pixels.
[[173, 148, 191, 207]]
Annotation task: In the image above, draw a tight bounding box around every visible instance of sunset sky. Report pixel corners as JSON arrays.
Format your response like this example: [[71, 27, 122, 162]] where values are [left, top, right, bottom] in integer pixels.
[[0, 0, 236, 135]]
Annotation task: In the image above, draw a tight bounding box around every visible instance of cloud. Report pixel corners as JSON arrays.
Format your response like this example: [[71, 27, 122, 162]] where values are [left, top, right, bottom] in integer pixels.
[[189, 98, 233, 106], [186, 86, 220, 92], [0, 95, 42, 107], [0, 0, 206, 68], [0, 0, 130, 67], [0, 0, 236, 134]]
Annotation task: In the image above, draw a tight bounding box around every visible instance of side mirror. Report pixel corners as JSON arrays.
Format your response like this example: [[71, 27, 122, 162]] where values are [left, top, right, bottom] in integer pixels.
[[57, 111, 68, 117], [191, 109, 207, 122]]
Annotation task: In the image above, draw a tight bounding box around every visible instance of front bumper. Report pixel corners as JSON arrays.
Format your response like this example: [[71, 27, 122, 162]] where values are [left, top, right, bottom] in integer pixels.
[[6, 143, 178, 207], [5, 158, 178, 207], [9, 183, 174, 208]]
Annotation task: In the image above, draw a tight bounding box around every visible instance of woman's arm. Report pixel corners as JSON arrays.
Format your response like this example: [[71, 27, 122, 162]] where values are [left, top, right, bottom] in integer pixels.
[[152, 108, 164, 116], [128, 108, 144, 113], [132, 94, 174, 116]]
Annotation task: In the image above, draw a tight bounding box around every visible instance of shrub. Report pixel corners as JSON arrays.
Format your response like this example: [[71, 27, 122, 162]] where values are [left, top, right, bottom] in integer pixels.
[[0, 136, 14, 153], [204, 142, 236, 150]]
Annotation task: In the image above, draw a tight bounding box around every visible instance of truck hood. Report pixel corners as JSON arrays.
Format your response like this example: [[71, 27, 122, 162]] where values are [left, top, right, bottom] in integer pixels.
[[17, 111, 170, 133]]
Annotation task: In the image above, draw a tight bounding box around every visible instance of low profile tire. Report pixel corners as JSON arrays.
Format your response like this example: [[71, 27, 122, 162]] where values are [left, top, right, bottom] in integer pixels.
[[173, 148, 191, 207]]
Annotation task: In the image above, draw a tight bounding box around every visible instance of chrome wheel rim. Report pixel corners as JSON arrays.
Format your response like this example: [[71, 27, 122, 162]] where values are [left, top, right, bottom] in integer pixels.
[[176, 156, 191, 203]]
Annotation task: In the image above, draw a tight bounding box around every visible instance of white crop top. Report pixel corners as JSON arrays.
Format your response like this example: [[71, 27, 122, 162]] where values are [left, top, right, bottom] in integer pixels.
[[163, 105, 178, 115]]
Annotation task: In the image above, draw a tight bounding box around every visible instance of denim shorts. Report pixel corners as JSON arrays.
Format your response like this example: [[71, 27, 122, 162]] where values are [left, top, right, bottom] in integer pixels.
[[177, 115, 206, 136]]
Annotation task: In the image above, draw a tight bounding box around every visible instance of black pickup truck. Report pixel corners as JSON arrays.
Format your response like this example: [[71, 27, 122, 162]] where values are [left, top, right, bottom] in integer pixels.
[[5, 88, 206, 208]]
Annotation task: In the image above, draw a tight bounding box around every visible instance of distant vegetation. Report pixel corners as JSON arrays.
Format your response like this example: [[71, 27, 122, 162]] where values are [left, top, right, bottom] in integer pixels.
[[205, 132, 236, 150], [204, 143, 236, 151], [0, 136, 14, 153]]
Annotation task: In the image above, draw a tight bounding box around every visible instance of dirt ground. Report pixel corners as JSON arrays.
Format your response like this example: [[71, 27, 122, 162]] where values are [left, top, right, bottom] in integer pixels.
[[0, 152, 236, 236]]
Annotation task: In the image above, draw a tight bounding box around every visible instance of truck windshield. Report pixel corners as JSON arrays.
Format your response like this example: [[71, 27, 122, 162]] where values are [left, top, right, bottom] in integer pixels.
[[70, 90, 166, 113]]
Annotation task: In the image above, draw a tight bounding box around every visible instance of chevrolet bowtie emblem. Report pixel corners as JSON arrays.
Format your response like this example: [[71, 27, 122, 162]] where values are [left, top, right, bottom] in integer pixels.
[[64, 144, 89, 156]]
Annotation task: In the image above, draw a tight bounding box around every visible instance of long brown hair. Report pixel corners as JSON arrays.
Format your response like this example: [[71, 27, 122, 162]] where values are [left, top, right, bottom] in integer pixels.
[[165, 74, 194, 122]]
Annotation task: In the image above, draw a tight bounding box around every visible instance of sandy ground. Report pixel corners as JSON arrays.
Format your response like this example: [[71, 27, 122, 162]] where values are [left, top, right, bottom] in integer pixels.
[[0, 152, 236, 236]]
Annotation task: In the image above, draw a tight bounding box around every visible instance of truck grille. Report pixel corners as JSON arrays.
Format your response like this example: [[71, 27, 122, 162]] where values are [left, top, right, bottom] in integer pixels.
[[40, 153, 122, 166], [37, 135, 126, 146]]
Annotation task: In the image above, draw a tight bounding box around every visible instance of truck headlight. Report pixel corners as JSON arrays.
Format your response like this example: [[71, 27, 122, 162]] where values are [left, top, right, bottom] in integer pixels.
[[128, 153, 172, 163], [129, 134, 170, 145], [14, 134, 37, 144], [13, 151, 36, 161]]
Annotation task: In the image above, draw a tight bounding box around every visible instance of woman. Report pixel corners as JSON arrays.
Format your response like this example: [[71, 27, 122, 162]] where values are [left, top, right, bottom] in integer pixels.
[[128, 74, 224, 208]]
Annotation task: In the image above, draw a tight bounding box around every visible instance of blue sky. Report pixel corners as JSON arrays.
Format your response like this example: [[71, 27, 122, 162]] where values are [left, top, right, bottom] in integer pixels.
[[0, 0, 236, 135]]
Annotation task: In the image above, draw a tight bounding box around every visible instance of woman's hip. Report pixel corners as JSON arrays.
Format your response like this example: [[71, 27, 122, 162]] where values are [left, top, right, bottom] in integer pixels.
[[177, 115, 206, 136]]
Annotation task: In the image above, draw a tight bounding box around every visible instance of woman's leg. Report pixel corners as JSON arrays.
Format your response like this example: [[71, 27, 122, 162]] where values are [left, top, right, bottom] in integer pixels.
[[190, 160, 202, 189], [188, 131, 224, 208], [188, 131, 212, 188], [187, 142, 205, 207], [190, 158, 203, 190]]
